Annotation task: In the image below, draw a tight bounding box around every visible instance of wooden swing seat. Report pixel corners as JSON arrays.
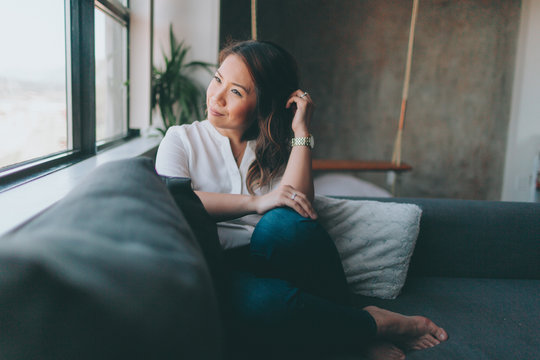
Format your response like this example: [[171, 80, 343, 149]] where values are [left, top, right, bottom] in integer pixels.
[[312, 159, 412, 172]]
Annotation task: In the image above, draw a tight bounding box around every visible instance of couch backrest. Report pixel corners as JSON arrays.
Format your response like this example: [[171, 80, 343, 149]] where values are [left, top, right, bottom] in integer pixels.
[[343, 197, 540, 280]]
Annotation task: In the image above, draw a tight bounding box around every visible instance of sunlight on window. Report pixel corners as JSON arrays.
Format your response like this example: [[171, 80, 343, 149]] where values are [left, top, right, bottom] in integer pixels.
[[0, 1, 68, 169]]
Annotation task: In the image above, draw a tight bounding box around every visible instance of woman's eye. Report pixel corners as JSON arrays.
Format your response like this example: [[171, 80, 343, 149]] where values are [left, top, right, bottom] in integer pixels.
[[214, 76, 221, 83], [231, 89, 242, 97]]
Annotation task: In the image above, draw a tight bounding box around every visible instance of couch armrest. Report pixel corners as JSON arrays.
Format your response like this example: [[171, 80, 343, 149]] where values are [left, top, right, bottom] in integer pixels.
[[0, 158, 222, 359]]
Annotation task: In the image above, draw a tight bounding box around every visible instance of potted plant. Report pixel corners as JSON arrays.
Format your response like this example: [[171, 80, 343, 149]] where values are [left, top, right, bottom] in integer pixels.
[[151, 25, 215, 135]]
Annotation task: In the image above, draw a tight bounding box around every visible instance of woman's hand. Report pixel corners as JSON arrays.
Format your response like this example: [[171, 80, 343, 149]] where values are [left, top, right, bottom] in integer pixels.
[[253, 184, 317, 219], [286, 89, 314, 136]]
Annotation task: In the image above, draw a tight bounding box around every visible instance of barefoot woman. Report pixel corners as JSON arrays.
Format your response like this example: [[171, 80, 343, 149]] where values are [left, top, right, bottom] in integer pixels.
[[156, 40, 447, 359]]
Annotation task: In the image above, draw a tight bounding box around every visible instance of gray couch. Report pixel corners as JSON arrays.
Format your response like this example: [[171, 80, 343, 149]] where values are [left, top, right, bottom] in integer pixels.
[[0, 157, 538, 359], [349, 197, 539, 359]]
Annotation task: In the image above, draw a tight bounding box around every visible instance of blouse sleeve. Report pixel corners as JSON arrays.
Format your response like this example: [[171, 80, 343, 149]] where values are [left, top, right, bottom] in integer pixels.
[[155, 127, 190, 178]]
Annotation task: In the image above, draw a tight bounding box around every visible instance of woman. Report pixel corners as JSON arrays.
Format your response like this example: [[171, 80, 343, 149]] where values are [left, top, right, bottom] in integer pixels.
[[156, 40, 448, 359]]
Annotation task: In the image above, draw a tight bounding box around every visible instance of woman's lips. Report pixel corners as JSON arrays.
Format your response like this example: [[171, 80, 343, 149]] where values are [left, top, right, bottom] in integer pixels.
[[209, 107, 224, 116]]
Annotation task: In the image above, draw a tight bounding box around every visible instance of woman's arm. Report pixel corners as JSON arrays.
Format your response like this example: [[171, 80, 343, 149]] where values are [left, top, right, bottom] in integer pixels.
[[195, 191, 256, 222], [280, 90, 315, 202], [195, 183, 317, 222], [281, 135, 314, 201]]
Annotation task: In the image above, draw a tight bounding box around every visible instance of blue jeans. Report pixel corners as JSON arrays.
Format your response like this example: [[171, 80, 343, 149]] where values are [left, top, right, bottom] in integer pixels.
[[223, 208, 377, 357]]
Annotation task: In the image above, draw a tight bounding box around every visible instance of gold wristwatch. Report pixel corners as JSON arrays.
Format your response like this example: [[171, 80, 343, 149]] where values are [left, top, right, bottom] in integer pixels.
[[291, 134, 315, 149]]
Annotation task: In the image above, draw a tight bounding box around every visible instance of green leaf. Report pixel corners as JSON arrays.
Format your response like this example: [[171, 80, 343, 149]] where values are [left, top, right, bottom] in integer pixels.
[[151, 23, 217, 133]]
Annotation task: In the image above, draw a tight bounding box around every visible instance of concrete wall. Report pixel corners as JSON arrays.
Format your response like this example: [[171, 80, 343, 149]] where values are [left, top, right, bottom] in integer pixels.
[[502, 0, 540, 202], [220, 0, 522, 200]]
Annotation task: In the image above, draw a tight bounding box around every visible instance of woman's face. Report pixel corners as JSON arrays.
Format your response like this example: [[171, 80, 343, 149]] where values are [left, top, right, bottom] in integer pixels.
[[206, 55, 257, 137]]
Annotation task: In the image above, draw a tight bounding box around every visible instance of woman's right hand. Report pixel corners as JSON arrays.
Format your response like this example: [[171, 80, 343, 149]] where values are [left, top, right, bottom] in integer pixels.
[[252, 184, 318, 219]]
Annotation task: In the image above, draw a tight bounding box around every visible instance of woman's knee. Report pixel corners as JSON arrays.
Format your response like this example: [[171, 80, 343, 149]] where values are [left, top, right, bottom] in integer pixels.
[[258, 207, 307, 227], [250, 207, 328, 258], [252, 207, 313, 247]]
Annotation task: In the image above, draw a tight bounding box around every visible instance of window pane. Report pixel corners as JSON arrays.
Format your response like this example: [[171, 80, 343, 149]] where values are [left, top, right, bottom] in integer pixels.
[[95, 8, 128, 143], [0, 1, 68, 169]]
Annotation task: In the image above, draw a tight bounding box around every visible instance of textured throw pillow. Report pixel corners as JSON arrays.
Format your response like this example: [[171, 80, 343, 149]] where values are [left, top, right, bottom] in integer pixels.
[[314, 195, 422, 299]]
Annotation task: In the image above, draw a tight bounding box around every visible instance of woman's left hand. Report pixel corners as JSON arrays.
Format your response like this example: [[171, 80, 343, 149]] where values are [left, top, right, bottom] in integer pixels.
[[253, 184, 317, 219], [286, 90, 314, 136]]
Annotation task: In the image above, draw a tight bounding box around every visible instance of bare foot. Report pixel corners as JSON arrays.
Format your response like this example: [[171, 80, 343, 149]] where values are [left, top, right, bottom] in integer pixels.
[[364, 306, 448, 351], [364, 341, 406, 360]]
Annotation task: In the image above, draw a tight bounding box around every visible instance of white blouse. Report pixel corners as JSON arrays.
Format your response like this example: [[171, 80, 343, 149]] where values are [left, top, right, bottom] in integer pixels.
[[155, 120, 280, 249]]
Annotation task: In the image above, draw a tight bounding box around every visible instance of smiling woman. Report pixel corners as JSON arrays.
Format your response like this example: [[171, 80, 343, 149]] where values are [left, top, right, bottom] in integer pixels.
[[155, 39, 448, 359]]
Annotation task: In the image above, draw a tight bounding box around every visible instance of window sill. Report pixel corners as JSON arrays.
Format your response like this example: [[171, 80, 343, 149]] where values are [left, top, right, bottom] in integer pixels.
[[0, 134, 162, 237]]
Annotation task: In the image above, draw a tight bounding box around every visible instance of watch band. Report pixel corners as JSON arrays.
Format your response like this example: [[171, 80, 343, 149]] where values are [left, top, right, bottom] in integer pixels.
[[291, 135, 314, 149]]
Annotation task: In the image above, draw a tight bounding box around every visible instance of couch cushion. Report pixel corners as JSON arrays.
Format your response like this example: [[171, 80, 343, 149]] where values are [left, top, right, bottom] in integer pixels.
[[353, 276, 540, 359], [0, 157, 221, 359]]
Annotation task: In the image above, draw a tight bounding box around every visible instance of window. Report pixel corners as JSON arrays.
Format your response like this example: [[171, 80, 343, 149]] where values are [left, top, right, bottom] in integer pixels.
[[95, 1, 129, 144], [0, 1, 69, 170], [0, 0, 132, 191]]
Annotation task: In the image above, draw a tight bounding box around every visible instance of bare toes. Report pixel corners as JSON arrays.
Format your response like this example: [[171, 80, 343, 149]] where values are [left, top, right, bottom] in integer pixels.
[[399, 317, 446, 351], [422, 334, 440, 347], [435, 327, 448, 341], [363, 307, 449, 353], [421, 338, 436, 348], [424, 318, 448, 341]]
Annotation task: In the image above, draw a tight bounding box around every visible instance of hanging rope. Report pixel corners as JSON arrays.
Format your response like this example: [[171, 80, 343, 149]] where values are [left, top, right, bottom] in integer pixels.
[[392, 0, 419, 166], [251, 0, 258, 40]]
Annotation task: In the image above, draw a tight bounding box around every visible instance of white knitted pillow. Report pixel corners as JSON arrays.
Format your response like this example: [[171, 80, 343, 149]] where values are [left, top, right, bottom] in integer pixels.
[[314, 195, 422, 299]]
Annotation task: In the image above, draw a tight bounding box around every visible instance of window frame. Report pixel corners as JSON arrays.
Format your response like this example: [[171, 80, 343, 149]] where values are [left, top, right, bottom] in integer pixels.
[[0, 0, 134, 193]]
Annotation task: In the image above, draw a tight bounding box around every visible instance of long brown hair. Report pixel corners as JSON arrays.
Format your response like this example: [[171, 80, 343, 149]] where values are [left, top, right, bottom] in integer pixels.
[[218, 40, 299, 194]]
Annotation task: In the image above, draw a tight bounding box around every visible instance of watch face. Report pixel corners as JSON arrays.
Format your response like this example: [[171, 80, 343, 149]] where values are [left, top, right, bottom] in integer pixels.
[[310, 135, 315, 149]]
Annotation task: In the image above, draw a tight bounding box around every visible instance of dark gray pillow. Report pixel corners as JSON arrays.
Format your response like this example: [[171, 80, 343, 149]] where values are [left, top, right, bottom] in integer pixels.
[[0, 157, 222, 359], [161, 177, 226, 300]]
